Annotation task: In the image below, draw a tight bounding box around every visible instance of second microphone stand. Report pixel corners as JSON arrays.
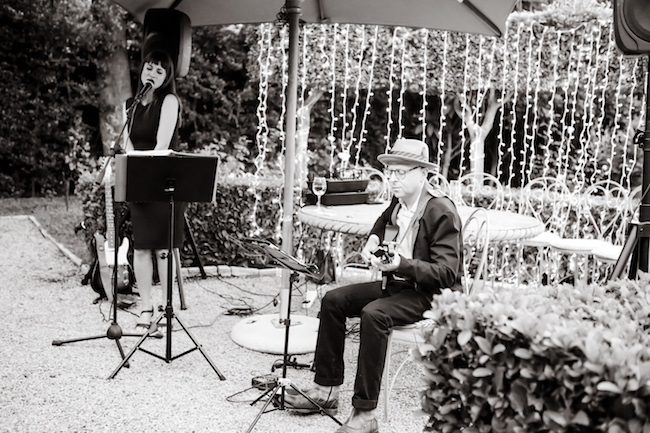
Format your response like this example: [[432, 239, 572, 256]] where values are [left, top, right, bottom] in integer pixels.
[[239, 239, 341, 433]]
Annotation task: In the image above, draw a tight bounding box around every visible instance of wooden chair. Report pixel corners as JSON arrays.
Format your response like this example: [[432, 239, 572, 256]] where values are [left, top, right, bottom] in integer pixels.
[[381, 207, 489, 421]]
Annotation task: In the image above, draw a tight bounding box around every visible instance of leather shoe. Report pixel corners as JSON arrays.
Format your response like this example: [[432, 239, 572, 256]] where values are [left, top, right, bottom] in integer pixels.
[[284, 390, 338, 415], [334, 418, 379, 433]]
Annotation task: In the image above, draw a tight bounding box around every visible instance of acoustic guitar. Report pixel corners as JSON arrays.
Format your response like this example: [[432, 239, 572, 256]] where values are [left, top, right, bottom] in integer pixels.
[[92, 163, 133, 302]]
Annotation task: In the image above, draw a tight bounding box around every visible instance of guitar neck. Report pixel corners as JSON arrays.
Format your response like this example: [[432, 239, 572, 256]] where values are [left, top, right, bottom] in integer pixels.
[[104, 175, 116, 251]]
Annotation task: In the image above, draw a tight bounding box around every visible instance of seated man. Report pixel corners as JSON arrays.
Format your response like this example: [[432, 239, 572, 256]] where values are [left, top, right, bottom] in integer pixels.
[[286, 138, 464, 433]]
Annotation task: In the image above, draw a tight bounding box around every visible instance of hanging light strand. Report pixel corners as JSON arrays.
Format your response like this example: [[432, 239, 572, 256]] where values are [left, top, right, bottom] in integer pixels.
[[328, 24, 339, 177], [347, 25, 366, 171], [630, 57, 648, 187], [621, 57, 641, 187], [529, 26, 547, 184], [521, 24, 535, 186], [568, 29, 588, 191], [594, 26, 614, 183], [558, 30, 576, 183], [586, 24, 603, 185], [420, 29, 429, 143], [459, 33, 471, 177], [576, 27, 598, 188], [397, 31, 408, 139], [542, 31, 561, 178], [356, 26, 379, 168], [496, 24, 509, 184], [338, 24, 351, 173], [507, 23, 522, 188], [475, 36, 485, 131], [385, 27, 398, 151], [436, 31, 449, 168], [608, 55, 625, 182], [274, 25, 289, 242], [250, 23, 273, 237]]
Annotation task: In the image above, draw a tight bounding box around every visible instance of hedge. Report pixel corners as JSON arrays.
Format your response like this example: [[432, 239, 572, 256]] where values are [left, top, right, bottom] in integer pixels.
[[415, 276, 650, 432], [76, 168, 364, 272]]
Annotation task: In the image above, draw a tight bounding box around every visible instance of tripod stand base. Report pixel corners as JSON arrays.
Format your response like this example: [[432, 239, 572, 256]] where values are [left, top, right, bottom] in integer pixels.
[[230, 314, 318, 355]]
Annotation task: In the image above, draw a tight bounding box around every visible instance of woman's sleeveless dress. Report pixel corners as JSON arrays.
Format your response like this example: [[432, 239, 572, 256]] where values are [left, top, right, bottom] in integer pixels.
[[128, 95, 185, 250]]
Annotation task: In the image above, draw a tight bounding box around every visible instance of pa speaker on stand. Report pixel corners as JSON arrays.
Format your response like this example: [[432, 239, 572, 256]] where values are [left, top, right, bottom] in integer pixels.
[[142, 9, 192, 78]]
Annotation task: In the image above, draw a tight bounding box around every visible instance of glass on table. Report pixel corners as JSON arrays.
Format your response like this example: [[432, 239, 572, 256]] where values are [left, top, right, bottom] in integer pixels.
[[312, 177, 327, 208]]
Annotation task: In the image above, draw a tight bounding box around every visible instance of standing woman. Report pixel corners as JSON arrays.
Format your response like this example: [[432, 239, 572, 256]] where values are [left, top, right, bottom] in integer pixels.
[[124, 50, 184, 333]]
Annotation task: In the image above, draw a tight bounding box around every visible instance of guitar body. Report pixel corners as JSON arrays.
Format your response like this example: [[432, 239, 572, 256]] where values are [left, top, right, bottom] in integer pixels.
[[89, 163, 134, 302], [90, 233, 134, 302], [105, 236, 133, 296]]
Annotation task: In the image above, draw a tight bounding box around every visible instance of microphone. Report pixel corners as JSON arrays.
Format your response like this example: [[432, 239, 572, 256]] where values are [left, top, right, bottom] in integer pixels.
[[135, 82, 153, 100]]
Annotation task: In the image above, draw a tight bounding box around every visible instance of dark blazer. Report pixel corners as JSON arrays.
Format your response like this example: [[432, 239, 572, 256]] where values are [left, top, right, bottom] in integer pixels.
[[370, 194, 464, 298]]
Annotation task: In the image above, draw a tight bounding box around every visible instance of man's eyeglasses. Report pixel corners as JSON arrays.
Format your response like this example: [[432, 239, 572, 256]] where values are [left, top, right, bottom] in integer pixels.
[[384, 166, 419, 180]]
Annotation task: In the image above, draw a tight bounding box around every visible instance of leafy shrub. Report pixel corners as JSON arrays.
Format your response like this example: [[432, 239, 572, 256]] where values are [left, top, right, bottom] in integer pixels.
[[416, 277, 650, 432]]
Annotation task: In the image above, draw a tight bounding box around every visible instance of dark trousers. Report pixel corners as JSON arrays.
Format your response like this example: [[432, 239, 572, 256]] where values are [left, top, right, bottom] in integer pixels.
[[313, 279, 432, 410]]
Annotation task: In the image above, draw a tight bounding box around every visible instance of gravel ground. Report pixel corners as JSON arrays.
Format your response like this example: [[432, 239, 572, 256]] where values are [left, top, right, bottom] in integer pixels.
[[0, 215, 430, 433]]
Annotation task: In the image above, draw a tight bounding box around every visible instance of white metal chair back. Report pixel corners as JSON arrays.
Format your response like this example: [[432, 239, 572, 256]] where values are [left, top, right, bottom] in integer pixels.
[[579, 180, 630, 246], [457, 172, 504, 210], [429, 173, 451, 197], [627, 185, 643, 220], [521, 176, 573, 237], [461, 207, 490, 294]]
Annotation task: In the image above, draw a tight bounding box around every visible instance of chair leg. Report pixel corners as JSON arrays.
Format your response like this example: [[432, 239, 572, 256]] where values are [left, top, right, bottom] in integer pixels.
[[383, 331, 393, 423]]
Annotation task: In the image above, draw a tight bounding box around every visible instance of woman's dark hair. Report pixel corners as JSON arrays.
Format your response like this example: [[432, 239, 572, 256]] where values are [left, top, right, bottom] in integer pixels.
[[136, 50, 182, 127], [138, 50, 177, 98]]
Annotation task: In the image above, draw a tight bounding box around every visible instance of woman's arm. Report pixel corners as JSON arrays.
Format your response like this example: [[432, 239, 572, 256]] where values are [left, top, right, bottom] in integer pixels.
[[122, 102, 135, 153], [155, 94, 180, 151]]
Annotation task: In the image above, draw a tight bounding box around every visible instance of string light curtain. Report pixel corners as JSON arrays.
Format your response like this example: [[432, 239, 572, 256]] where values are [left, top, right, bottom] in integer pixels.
[[250, 17, 647, 235]]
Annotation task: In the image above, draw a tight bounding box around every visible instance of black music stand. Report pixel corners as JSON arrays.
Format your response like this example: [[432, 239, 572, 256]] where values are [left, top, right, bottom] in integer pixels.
[[239, 238, 341, 433], [108, 152, 225, 380]]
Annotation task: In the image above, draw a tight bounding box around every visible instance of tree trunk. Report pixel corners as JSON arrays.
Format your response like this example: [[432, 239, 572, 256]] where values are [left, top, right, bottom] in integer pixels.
[[453, 89, 503, 176], [98, 26, 132, 156], [295, 88, 324, 189]]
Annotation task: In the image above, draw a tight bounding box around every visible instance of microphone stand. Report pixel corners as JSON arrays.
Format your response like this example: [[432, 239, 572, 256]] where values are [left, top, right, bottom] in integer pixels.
[[51, 86, 160, 356], [95, 84, 150, 182]]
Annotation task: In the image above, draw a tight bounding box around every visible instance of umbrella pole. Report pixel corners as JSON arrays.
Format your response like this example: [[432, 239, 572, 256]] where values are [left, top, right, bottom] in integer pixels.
[[279, 0, 301, 322], [231, 2, 320, 358]]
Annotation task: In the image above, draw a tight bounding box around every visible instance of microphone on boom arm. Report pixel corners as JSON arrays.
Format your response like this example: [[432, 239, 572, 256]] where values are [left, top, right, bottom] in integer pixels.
[[95, 81, 153, 184], [133, 81, 153, 103]]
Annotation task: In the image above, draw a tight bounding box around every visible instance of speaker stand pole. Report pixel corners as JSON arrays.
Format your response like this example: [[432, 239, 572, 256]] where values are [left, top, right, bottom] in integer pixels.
[[610, 55, 650, 279]]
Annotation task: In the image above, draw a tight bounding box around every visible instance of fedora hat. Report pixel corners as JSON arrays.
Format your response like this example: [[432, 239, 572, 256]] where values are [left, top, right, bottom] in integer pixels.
[[377, 138, 439, 173]]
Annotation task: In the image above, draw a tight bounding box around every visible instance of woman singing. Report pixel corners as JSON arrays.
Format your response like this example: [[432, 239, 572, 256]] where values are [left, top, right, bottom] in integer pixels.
[[124, 50, 184, 334]]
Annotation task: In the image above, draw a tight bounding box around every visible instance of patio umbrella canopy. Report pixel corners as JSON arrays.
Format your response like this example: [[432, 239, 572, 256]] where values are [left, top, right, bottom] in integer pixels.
[[111, 0, 518, 354], [114, 0, 515, 37]]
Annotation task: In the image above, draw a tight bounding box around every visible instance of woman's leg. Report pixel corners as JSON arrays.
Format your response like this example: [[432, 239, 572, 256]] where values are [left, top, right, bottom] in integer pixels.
[[155, 249, 174, 308], [133, 249, 154, 325]]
